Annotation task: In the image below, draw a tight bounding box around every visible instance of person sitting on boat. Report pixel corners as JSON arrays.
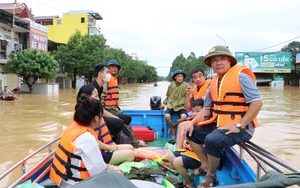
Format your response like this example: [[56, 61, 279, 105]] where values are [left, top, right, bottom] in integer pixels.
[[77, 84, 135, 165], [183, 45, 263, 188], [185, 68, 210, 112], [176, 99, 204, 149], [154, 82, 158, 87], [50, 95, 123, 188], [91, 63, 146, 147], [0, 86, 18, 99], [162, 70, 188, 139], [102, 60, 144, 147], [168, 99, 204, 188]]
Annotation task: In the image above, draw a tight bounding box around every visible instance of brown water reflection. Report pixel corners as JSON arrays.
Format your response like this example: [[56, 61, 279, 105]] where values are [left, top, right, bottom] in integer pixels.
[[0, 82, 300, 186]]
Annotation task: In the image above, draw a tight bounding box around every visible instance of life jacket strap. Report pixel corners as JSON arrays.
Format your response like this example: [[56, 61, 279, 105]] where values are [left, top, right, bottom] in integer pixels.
[[213, 101, 249, 106], [52, 163, 84, 182]]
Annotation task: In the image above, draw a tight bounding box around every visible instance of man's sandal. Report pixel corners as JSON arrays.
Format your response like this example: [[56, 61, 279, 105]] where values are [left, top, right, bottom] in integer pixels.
[[178, 181, 196, 188], [187, 167, 207, 177], [198, 174, 218, 188]]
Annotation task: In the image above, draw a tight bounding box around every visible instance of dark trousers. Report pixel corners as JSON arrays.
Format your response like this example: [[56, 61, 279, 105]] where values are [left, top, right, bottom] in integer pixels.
[[115, 113, 132, 126], [103, 117, 124, 137]]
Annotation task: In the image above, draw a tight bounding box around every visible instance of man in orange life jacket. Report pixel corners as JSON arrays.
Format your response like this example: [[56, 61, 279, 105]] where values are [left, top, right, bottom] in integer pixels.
[[101, 60, 143, 148], [185, 68, 210, 112], [183, 45, 263, 188], [102, 60, 132, 125]]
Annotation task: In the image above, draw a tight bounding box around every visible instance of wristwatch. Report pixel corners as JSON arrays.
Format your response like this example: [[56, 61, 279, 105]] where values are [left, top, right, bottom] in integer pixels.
[[236, 123, 243, 131]]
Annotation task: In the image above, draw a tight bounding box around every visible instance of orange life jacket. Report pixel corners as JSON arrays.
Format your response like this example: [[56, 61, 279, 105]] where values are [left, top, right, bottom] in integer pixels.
[[197, 65, 258, 127], [104, 74, 119, 106], [192, 79, 211, 100], [94, 119, 114, 155], [50, 122, 98, 185]]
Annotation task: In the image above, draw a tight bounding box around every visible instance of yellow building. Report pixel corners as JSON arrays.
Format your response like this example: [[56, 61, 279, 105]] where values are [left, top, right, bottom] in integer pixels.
[[35, 10, 103, 44]]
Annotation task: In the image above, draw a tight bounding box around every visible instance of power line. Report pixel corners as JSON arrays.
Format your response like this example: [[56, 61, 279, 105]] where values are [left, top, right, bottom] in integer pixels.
[[252, 36, 300, 52]]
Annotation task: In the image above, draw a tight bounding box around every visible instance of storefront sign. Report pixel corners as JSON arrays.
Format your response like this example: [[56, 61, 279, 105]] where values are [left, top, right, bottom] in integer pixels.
[[235, 52, 291, 73]]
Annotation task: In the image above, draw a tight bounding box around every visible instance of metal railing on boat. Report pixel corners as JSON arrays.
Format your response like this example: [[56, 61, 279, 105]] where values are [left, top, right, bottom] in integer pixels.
[[0, 137, 60, 187], [239, 141, 300, 180]]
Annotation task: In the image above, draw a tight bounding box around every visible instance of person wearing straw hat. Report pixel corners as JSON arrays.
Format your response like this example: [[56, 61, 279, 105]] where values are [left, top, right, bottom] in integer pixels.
[[182, 45, 263, 188]]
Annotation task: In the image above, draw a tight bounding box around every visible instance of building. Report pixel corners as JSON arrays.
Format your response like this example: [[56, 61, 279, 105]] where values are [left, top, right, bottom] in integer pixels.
[[35, 10, 103, 46], [34, 10, 103, 88], [0, 2, 31, 90]]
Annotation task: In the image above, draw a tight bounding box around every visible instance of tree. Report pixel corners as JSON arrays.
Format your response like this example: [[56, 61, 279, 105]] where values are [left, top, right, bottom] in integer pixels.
[[54, 30, 107, 88], [281, 41, 300, 76], [167, 52, 208, 81], [2, 49, 58, 93]]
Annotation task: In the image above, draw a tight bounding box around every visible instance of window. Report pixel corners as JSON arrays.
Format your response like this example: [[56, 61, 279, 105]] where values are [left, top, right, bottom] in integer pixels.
[[81, 17, 85, 23], [57, 20, 61, 25]]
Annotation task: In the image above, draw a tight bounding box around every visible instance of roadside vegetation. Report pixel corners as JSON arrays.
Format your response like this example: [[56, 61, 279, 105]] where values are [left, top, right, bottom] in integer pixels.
[[2, 49, 58, 93], [2, 30, 300, 90]]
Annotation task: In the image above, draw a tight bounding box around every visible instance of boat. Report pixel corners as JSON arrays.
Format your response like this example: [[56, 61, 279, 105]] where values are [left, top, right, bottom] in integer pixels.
[[1, 109, 300, 188], [0, 96, 16, 101]]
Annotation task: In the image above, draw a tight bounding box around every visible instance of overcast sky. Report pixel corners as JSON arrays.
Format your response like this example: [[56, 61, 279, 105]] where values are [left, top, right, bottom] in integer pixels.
[[19, 0, 300, 76]]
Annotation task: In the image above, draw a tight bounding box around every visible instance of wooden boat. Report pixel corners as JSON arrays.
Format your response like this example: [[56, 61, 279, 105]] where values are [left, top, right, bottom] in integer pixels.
[[0, 96, 16, 101], [1, 110, 300, 188]]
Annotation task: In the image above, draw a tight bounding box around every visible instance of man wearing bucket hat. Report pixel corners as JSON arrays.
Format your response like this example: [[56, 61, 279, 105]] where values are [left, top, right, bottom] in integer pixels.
[[102, 60, 146, 148], [182, 45, 263, 187], [162, 70, 188, 139]]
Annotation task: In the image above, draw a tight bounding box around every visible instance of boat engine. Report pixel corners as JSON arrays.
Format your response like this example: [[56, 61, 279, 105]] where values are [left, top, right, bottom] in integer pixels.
[[150, 96, 162, 110]]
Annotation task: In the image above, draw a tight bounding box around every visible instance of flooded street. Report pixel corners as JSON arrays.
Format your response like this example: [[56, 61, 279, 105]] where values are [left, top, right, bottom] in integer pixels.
[[0, 81, 300, 186]]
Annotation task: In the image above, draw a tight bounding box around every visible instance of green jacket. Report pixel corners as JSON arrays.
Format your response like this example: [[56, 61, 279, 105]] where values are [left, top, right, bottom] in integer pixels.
[[163, 81, 188, 111]]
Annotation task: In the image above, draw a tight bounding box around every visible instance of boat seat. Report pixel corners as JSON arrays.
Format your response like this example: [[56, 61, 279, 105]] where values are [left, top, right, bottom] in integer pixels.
[[39, 178, 58, 188]]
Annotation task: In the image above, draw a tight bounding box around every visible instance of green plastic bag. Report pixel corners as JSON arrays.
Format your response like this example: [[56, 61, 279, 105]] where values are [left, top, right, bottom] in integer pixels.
[[15, 180, 44, 188]]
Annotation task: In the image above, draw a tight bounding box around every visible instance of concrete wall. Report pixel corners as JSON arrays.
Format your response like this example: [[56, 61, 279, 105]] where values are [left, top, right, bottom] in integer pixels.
[[21, 83, 59, 93]]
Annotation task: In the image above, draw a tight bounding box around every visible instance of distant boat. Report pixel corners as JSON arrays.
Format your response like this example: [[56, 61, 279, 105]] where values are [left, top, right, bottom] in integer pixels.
[[0, 96, 16, 101], [154, 82, 158, 87]]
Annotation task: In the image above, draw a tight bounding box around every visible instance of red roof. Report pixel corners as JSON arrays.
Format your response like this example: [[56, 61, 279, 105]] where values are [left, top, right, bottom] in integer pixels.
[[19, 5, 34, 20]]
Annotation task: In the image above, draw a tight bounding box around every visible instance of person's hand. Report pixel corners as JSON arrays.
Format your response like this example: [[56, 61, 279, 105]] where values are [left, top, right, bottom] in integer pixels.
[[218, 123, 240, 135], [183, 121, 194, 137], [160, 104, 166, 110], [110, 145, 119, 151], [107, 164, 123, 174], [186, 84, 192, 95], [183, 139, 189, 148]]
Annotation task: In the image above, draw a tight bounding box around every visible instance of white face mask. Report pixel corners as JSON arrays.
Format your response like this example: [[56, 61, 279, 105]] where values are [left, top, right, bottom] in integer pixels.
[[103, 73, 111, 82]]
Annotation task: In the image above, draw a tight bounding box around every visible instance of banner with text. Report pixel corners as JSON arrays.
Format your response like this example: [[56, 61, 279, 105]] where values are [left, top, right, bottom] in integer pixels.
[[235, 52, 291, 73], [30, 21, 48, 52]]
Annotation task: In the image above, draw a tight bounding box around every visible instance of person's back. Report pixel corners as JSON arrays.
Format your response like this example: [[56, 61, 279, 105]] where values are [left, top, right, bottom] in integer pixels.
[[50, 95, 123, 188]]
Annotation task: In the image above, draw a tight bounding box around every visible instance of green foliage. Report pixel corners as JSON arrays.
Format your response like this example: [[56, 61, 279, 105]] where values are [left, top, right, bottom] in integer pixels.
[[281, 41, 300, 76], [166, 52, 208, 81], [54, 31, 159, 83], [54, 30, 107, 79], [2, 49, 58, 93]]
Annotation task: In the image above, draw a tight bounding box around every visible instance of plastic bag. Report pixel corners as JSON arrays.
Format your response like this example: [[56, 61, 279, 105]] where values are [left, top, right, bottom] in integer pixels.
[[15, 180, 44, 188]]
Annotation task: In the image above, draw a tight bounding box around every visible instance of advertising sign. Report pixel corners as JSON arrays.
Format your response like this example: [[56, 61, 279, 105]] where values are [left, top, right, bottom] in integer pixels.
[[235, 52, 291, 73], [30, 21, 48, 52]]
